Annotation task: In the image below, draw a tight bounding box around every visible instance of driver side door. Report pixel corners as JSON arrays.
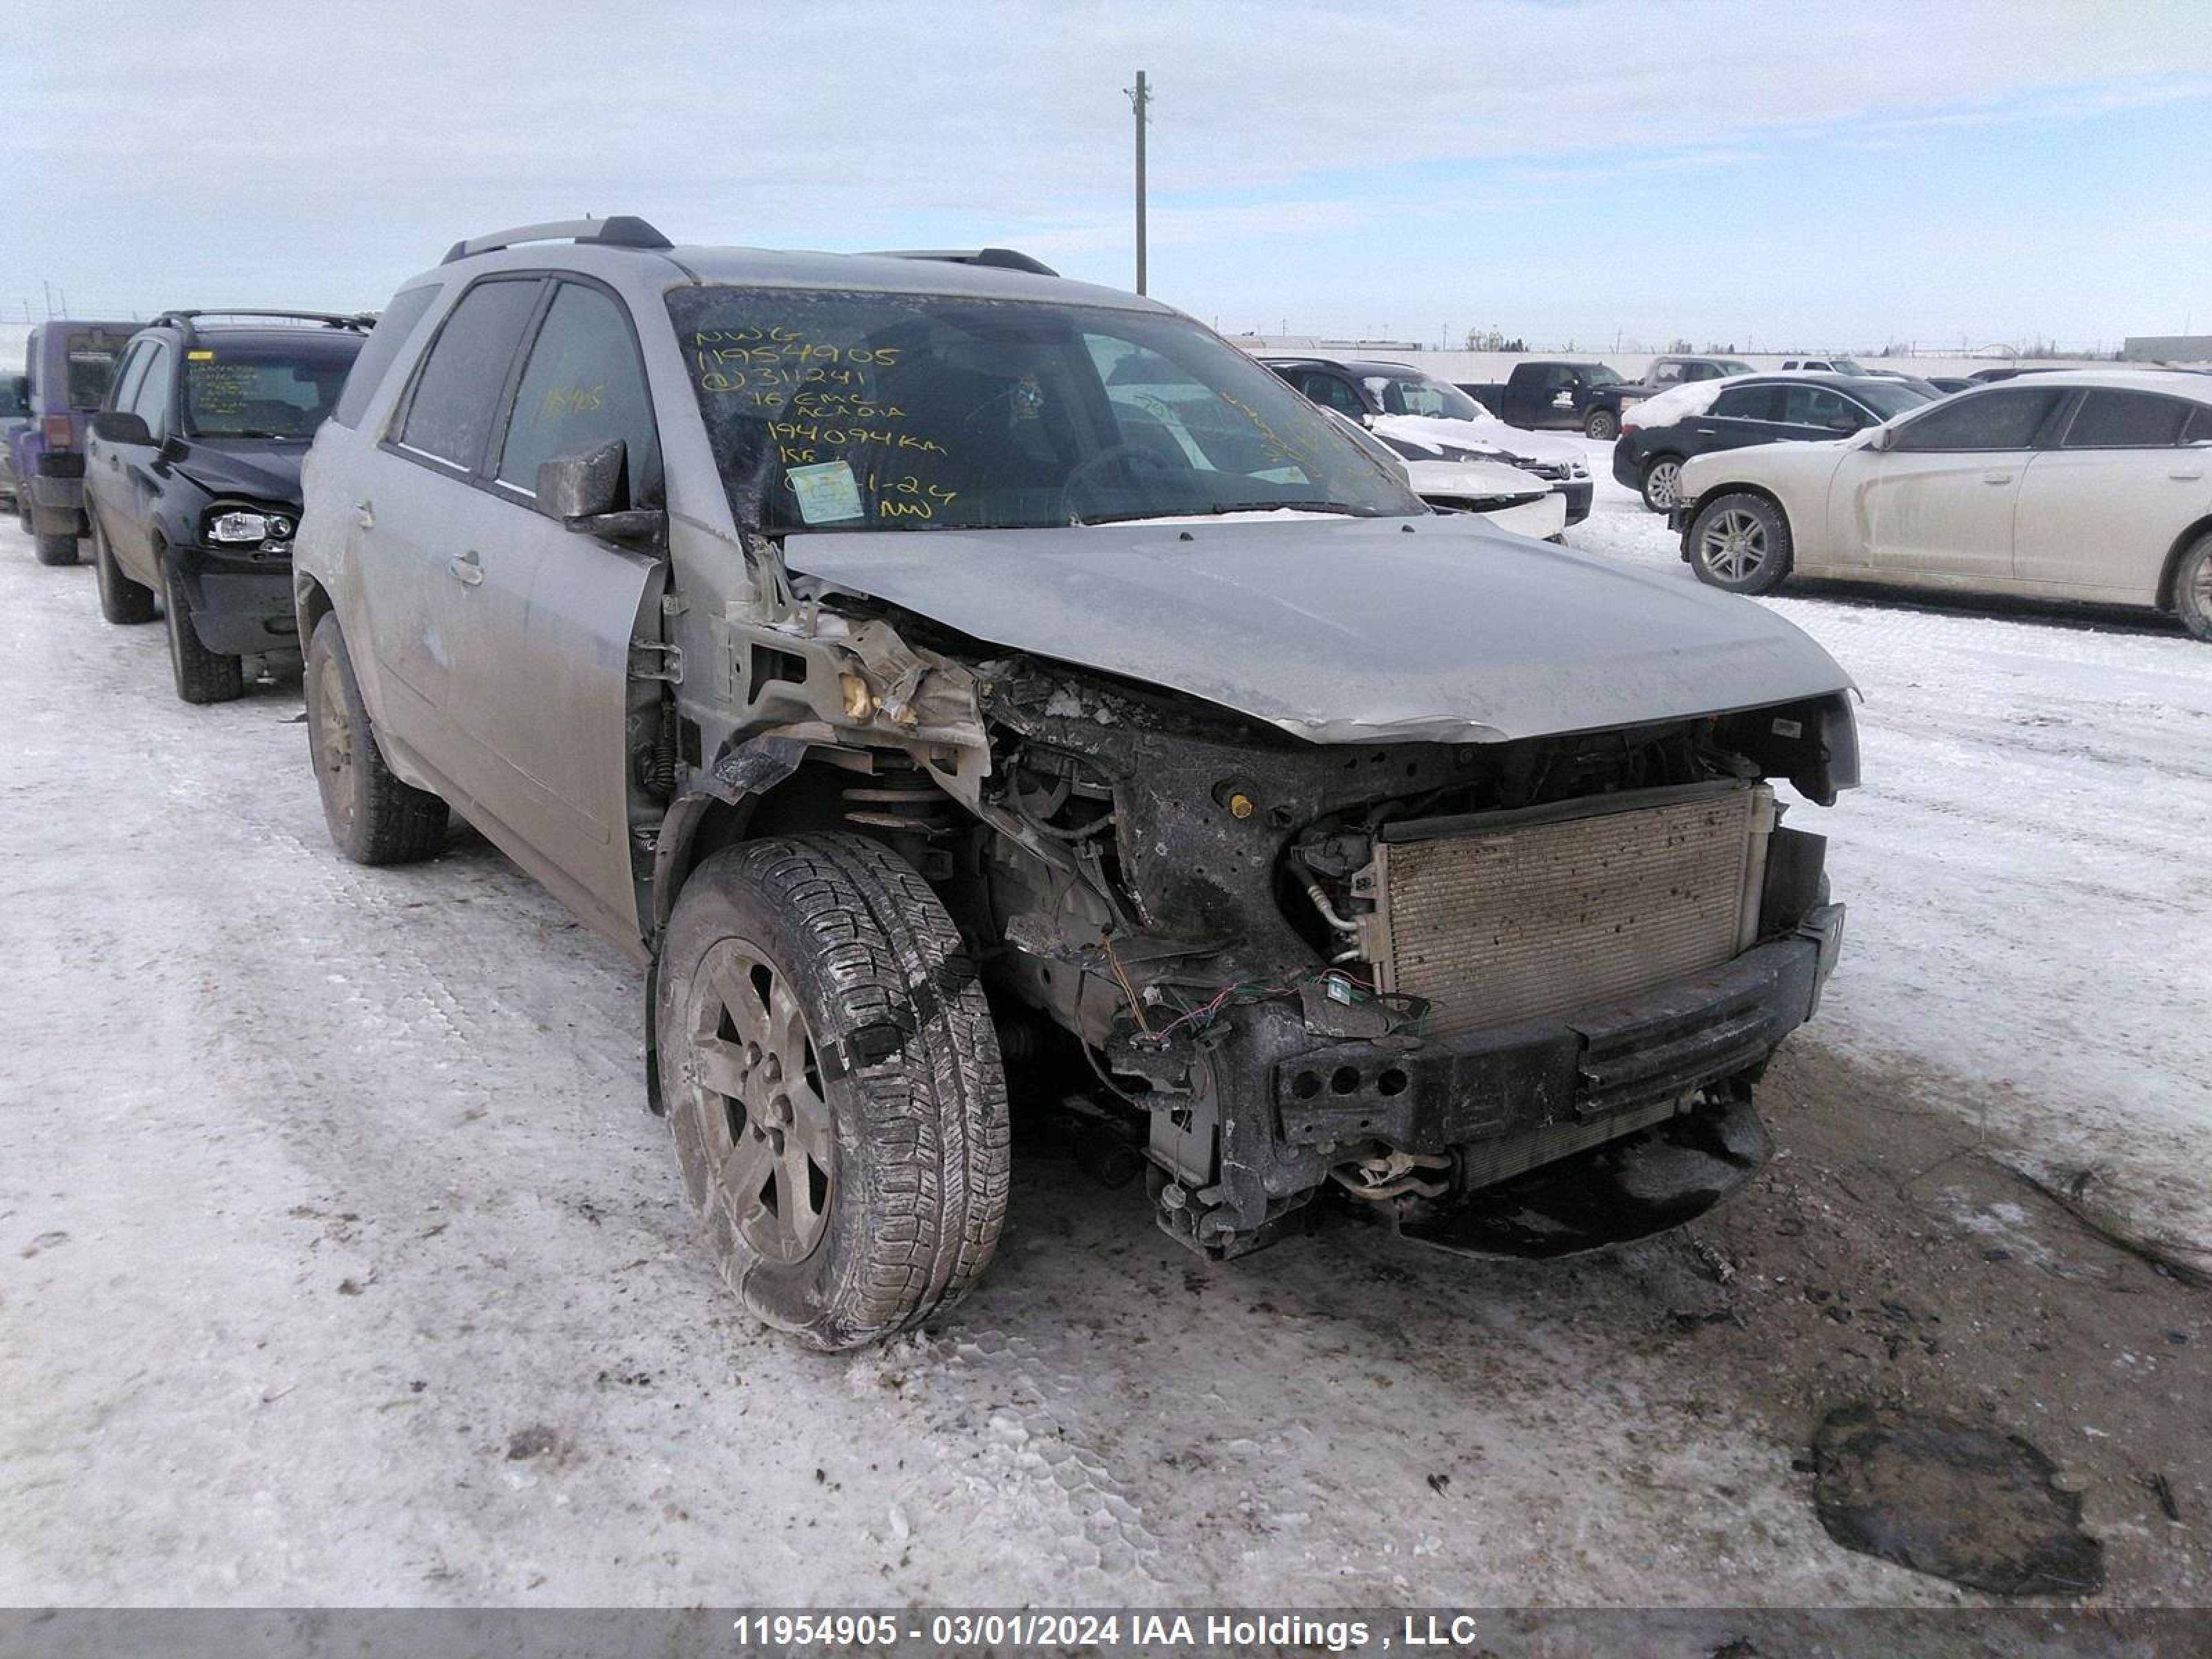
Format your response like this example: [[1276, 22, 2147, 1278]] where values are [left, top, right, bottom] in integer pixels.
[[1841, 386, 2063, 584], [444, 276, 668, 950]]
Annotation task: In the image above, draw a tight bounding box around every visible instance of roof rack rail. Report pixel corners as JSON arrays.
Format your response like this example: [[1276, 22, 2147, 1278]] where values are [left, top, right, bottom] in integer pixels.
[[442, 216, 674, 264], [868, 247, 1060, 278], [149, 308, 377, 334]]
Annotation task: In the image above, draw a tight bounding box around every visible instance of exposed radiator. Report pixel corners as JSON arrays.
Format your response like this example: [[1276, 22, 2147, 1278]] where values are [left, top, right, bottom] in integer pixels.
[[1356, 782, 1772, 1039]]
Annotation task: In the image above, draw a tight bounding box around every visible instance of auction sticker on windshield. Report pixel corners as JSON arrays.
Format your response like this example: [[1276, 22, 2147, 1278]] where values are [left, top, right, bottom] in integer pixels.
[[787, 460, 865, 524]]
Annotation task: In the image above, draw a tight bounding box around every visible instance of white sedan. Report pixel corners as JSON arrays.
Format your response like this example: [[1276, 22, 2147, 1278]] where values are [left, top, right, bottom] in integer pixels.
[[1674, 370, 2212, 640]]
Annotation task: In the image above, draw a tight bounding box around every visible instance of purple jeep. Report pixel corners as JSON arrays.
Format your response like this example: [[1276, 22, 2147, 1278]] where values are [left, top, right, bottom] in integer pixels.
[[13, 320, 136, 564]]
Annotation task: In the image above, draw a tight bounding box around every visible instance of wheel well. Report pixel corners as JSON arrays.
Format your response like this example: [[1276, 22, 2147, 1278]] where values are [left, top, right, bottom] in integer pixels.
[[2155, 516, 2212, 612], [1643, 450, 1685, 475], [294, 572, 335, 642], [654, 757, 881, 930], [1689, 481, 1789, 526]]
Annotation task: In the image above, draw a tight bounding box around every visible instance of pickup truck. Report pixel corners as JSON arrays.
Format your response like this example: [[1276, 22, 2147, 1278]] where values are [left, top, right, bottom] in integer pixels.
[[1461, 355, 1758, 441]]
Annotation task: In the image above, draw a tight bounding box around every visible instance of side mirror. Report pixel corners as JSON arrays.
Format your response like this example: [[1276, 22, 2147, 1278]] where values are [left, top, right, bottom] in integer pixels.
[[92, 410, 153, 446], [537, 439, 664, 541], [1867, 425, 1897, 452]]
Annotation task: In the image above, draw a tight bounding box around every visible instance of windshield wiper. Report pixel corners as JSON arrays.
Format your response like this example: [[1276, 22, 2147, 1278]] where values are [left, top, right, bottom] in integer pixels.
[[1211, 500, 1366, 516]]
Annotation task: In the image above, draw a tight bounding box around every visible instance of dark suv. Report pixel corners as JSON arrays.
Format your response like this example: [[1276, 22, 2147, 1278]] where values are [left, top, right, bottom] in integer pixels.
[[294, 218, 1853, 1350], [12, 319, 137, 563], [83, 311, 368, 702]]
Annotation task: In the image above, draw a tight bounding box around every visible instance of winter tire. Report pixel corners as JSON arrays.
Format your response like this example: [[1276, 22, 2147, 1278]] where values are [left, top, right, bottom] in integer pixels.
[[92, 517, 156, 624], [162, 559, 245, 703], [1688, 491, 1792, 595], [34, 529, 78, 565], [304, 612, 448, 862], [657, 834, 1010, 1351], [1584, 407, 1618, 441]]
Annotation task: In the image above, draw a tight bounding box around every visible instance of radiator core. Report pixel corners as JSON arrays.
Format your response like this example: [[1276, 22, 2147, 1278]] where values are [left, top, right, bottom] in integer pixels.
[[1359, 785, 1766, 1038]]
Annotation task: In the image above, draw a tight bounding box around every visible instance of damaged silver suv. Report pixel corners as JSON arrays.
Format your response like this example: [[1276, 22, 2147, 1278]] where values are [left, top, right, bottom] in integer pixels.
[[295, 218, 1856, 1349]]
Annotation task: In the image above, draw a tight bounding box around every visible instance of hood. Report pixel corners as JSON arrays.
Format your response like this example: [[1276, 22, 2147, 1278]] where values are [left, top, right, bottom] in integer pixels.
[[173, 439, 309, 505], [783, 515, 1854, 744], [1373, 412, 1587, 469], [1403, 457, 1550, 503]]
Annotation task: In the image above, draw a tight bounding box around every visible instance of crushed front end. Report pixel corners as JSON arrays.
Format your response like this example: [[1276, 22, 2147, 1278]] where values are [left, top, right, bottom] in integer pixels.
[[968, 666, 1853, 1260]]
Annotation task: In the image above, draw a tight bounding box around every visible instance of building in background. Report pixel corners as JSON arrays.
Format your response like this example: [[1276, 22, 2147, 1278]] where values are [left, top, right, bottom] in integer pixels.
[[2122, 335, 2212, 364]]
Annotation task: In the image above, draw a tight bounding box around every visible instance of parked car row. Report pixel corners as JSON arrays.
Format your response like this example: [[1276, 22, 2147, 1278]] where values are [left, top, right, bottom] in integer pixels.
[[13, 218, 1861, 1350], [1255, 355, 1594, 521], [1614, 372, 1938, 512], [1455, 355, 1758, 440], [1669, 371, 2212, 639]]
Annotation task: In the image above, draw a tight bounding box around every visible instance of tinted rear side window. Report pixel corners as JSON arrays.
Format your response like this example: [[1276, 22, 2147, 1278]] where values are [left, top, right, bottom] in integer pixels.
[[2186, 405, 2212, 444], [397, 279, 542, 467], [1711, 384, 1781, 420], [2063, 389, 2191, 449], [1892, 388, 2061, 451], [333, 285, 440, 429]]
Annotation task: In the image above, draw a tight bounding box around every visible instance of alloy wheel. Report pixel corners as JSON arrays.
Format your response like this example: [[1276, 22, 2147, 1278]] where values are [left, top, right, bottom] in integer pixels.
[[1645, 459, 1683, 510], [308, 650, 356, 835], [686, 940, 835, 1264], [1700, 507, 1768, 581]]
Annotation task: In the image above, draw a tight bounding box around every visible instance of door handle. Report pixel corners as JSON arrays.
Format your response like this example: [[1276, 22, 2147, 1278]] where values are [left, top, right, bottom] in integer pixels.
[[449, 549, 484, 586], [354, 500, 375, 529], [2171, 467, 2205, 481], [1982, 471, 2012, 485]]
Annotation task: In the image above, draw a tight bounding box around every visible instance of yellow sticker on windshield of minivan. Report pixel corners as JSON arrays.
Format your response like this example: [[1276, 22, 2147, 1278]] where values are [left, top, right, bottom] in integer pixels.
[[188, 350, 214, 360]]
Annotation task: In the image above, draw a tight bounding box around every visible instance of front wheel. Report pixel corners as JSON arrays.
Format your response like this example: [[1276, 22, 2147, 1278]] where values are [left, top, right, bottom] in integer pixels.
[[34, 529, 78, 566], [1640, 454, 1686, 514], [1687, 491, 1792, 595], [657, 834, 1010, 1351], [1584, 407, 1618, 441], [161, 560, 245, 703]]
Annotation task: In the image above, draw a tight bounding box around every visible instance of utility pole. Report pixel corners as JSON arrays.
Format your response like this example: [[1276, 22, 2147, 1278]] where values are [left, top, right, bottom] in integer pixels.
[[1127, 70, 1152, 294]]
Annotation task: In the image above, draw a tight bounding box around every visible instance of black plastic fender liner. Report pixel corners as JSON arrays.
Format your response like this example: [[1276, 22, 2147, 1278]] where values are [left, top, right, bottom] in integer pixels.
[[648, 734, 812, 929], [1391, 1092, 1773, 1260]]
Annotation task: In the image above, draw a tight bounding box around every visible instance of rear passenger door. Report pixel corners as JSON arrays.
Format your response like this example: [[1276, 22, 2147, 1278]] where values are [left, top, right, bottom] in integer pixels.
[[1689, 383, 1782, 456], [358, 275, 545, 769], [112, 342, 175, 583], [443, 277, 666, 947], [2012, 389, 2206, 599]]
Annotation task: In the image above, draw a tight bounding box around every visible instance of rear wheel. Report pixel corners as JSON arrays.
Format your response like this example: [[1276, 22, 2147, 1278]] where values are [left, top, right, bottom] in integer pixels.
[[92, 518, 156, 624], [657, 834, 1010, 1351], [1584, 406, 1618, 441], [1640, 454, 1686, 514], [161, 559, 245, 703], [2175, 534, 2212, 644], [1688, 491, 1792, 595], [304, 613, 449, 863], [34, 529, 78, 565]]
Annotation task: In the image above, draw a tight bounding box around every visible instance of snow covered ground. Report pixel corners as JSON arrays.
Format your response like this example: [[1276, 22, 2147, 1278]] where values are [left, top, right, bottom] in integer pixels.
[[1, 488, 2206, 1611]]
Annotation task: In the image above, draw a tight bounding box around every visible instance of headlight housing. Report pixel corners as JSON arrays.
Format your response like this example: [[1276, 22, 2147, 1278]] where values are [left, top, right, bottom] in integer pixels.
[[203, 506, 297, 547]]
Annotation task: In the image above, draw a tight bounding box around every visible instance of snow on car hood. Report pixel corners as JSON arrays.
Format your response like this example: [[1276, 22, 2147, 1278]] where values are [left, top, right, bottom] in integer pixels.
[[782, 514, 1853, 744], [1370, 412, 1586, 469], [1403, 456, 1550, 501]]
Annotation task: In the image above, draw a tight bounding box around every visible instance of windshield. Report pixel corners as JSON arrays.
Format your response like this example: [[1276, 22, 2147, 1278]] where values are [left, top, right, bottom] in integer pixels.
[[668, 287, 1420, 532], [64, 330, 131, 409], [1360, 371, 1492, 422], [1714, 359, 1755, 375], [1583, 364, 1624, 386], [1828, 357, 1868, 375], [1852, 381, 1933, 420], [182, 340, 362, 439]]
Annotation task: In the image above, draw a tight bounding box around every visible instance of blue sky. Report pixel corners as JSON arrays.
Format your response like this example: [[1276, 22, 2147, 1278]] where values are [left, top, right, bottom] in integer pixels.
[[10, 0, 2210, 351]]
